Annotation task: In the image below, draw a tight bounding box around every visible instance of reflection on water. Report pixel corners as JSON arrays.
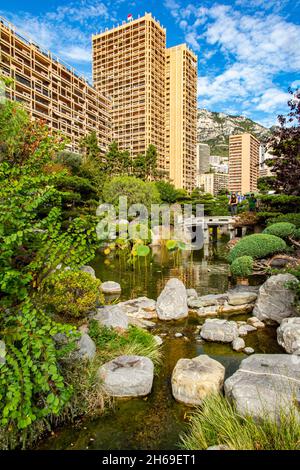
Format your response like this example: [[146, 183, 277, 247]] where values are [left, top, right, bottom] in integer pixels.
[[38, 241, 283, 450], [94, 242, 230, 301]]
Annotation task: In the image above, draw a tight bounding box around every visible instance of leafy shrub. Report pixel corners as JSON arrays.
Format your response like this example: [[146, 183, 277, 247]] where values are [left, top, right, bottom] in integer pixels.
[[258, 195, 300, 214], [230, 256, 254, 278], [228, 234, 287, 262], [293, 228, 300, 240], [267, 213, 300, 228], [263, 222, 296, 239], [42, 271, 103, 318]]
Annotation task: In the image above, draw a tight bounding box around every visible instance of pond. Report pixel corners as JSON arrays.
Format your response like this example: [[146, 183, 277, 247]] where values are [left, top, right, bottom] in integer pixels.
[[38, 239, 282, 450]]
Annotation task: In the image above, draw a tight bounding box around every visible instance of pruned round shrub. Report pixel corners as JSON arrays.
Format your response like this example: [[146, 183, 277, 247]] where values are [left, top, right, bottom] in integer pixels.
[[42, 271, 103, 318], [231, 256, 254, 278], [228, 234, 287, 263], [263, 222, 296, 239]]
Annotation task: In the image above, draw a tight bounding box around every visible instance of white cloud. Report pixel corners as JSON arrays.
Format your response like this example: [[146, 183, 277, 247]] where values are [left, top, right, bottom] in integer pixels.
[[59, 46, 92, 63], [255, 88, 291, 112], [164, 1, 300, 122]]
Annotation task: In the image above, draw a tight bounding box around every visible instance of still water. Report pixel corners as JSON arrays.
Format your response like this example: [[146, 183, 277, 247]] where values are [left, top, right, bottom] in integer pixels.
[[38, 241, 282, 450]]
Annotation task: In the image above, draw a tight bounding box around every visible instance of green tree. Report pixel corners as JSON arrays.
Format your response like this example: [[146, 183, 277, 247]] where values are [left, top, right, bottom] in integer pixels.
[[155, 180, 179, 203], [267, 88, 300, 195], [102, 175, 161, 211]]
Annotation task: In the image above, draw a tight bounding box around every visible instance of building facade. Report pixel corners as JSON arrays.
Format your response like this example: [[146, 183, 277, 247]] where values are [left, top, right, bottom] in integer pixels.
[[165, 44, 197, 191], [92, 13, 166, 171], [196, 143, 210, 174], [229, 133, 260, 194], [93, 14, 198, 190], [259, 144, 274, 178], [0, 16, 111, 153], [198, 172, 228, 196]]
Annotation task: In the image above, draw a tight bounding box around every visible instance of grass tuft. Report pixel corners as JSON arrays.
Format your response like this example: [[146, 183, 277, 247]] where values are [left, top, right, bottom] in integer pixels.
[[180, 394, 300, 450]]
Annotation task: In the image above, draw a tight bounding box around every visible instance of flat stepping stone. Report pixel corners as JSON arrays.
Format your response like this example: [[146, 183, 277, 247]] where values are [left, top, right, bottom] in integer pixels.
[[98, 355, 154, 397], [172, 355, 225, 405], [200, 319, 239, 343]]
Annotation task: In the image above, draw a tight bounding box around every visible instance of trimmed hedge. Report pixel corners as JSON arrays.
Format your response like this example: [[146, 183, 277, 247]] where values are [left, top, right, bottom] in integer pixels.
[[231, 256, 254, 278], [228, 234, 287, 263], [294, 228, 300, 240], [263, 222, 296, 239], [267, 213, 300, 228]]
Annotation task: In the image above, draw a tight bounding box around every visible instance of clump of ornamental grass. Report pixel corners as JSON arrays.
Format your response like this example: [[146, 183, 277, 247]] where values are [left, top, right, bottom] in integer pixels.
[[180, 394, 300, 451]]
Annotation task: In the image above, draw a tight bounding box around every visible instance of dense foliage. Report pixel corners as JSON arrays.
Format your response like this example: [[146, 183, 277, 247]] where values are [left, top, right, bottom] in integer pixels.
[[267, 213, 300, 228], [228, 234, 287, 262], [41, 271, 102, 318], [266, 88, 300, 196], [258, 194, 300, 214], [263, 222, 296, 239], [0, 100, 98, 443], [102, 175, 161, 211], [230, 256, 254, 278]]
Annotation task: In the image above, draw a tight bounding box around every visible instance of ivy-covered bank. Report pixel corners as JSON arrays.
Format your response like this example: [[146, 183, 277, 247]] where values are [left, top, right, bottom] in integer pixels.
[[0, 100, 162, 449]]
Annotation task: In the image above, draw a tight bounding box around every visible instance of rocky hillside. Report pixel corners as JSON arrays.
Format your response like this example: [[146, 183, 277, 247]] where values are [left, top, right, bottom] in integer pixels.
[[197, 109, 270, 157]]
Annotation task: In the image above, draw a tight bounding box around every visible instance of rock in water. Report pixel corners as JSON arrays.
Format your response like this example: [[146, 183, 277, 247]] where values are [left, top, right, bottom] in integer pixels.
[[277, 318, 300, 354], [80, 265, 96, 278], [253, 274, 298, 324], [243, 347, 254, 355], [156, 278, 188, 320], [98, 355, 154, 397], [224, 354, 300, 421], [100, 281, 122, 294], [186, 288, 198, 298], [171, 355, 225, 405], [227, 291, 257, 306], [247, 317, 265, 329], [94, 305, 128, 330], [232, 337, 245, 352], [73, 333, 96, 361], [200, 319, 239, 343]]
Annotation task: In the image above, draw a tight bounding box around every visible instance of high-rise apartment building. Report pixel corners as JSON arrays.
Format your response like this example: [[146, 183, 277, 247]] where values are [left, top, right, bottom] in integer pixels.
[[229, 133, 260, 194], [93, 14, 198, 190], [0, 17, 111, 153], [198, 172, 228, 196], [92, 13, 166, 170], [196, 143, 210, 174], [165, 44, 197, 191]]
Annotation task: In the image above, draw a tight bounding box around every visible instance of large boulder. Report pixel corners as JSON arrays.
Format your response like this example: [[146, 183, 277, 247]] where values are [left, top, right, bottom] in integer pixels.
[[100, 281, 121, 294], [200, 319, 239, 343], [73, 333, 96, 361], [224, 354, 300, 421], [156, 278, 188, 320], [171, 355, 225, 405], [94, 305, 128, 330], [253, 274, 298, 324], [277, 318, 300, 354], [98, 355, 154, 397]]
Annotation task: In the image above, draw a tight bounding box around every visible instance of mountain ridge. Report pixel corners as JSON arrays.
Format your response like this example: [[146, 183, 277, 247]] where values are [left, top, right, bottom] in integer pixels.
[[197, 109, 271, 157]]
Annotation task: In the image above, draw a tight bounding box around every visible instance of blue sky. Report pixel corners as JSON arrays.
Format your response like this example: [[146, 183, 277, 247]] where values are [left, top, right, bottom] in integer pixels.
[[1, 0, 299, 127]]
